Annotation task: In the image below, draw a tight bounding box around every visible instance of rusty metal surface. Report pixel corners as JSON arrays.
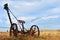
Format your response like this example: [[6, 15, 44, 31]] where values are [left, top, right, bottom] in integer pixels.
[[29, 25, 40, 37], [10, 23, 18, 37], [4, 3, 12, 25], [4, 3, 40, 37]]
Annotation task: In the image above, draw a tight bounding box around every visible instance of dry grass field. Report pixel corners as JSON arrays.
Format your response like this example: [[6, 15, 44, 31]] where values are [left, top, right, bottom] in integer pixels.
[[0, 30, 60, 40]]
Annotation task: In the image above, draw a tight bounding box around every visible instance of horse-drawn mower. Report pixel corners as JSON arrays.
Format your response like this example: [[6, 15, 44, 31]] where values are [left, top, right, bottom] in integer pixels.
[[4, 3, 40, 37]]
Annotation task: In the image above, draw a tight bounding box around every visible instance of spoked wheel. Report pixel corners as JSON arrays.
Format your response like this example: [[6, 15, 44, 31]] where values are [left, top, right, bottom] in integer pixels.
[[10, 23, 18, 37], [30, 25, 40, 37]]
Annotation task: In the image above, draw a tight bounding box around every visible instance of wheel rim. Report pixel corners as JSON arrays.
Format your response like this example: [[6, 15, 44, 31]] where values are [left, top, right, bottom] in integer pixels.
[[30, 25, 40, 37], [10, 23, 18, 37]]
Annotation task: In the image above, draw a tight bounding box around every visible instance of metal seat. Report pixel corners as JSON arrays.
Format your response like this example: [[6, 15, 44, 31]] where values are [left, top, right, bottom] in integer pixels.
[[18, 20, 25, 23]]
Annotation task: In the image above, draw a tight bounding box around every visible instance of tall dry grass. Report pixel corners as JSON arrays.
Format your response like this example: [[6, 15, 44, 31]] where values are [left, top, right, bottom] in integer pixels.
[[0, 30, 60, 40]]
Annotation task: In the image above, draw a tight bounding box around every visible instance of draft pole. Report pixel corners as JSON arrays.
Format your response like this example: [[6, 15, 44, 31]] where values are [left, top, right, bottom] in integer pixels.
[[4, 3, 13, 36], [4, 3, 12, 25]]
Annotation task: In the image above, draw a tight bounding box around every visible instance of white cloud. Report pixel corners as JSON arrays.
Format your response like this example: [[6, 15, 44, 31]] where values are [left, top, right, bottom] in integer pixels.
[[27, 15, 60, 24], [18, 16, 36, 21], [0, 1, 41, 12], [0, 20, 2, 23], [9, 1, 41, 13], [42, 0, 60, 4], [51, 7, 60, 13], [50, 25, 60, 27], [0, 0, 60, 13], [29, 15, 60, 22], [0, 0, 60, 31], [41, 15, 59, 20]]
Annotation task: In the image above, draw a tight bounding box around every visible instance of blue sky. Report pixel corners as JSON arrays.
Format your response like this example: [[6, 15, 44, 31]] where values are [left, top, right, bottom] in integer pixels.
[[0, 0, 60, 32]]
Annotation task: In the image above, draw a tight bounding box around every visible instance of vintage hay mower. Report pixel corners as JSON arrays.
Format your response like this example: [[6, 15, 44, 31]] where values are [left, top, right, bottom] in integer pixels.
[[4, 3, 40, 37]]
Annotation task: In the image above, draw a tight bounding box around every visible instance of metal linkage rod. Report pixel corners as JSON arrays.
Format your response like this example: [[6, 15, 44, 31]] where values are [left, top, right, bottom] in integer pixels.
[[9, 9, 27, 31]]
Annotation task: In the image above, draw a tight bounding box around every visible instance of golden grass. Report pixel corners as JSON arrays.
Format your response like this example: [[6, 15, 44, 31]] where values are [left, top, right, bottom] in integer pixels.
[[0, 30, 60, 40]]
